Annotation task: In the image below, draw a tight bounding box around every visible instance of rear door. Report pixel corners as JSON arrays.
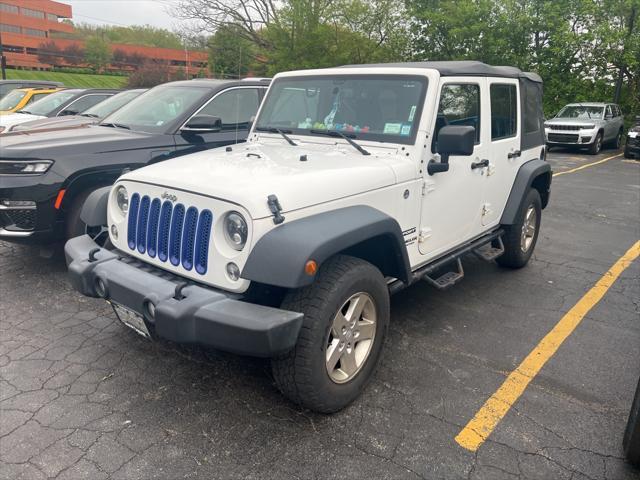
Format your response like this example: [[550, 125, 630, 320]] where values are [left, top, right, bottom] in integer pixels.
[[481, 79, 521, 227], [173, 86, 264, 155], [418, 78, 489, 257]]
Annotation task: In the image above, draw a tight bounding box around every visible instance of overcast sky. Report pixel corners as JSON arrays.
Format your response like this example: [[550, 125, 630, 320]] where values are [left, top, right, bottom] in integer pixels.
[[64, 0, 183, 31]]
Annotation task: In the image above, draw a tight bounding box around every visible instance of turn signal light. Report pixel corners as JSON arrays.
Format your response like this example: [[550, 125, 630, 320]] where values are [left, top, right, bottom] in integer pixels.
[[305, 260, 318, 276]]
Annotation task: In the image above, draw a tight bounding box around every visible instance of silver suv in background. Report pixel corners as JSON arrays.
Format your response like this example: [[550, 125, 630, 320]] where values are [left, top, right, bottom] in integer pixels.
[[545, 103, 625, 154]]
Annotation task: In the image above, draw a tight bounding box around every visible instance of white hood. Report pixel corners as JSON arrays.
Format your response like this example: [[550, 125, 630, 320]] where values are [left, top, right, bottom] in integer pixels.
[[0, 113, 47, 131], [121, 141, 404, 219]]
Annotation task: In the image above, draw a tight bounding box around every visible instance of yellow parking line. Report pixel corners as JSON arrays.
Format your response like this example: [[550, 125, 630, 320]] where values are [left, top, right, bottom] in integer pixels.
[[455, 240, 640, 452], [553, 153, 622, 177]]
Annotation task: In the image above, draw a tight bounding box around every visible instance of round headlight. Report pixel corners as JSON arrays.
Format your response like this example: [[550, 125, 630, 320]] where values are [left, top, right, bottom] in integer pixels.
[[224, 212, 248, 251], [115, 186, 128, 214]]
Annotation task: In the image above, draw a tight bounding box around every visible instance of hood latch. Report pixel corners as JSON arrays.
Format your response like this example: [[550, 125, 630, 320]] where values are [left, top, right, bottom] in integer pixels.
[[267, 194, 285, 225]]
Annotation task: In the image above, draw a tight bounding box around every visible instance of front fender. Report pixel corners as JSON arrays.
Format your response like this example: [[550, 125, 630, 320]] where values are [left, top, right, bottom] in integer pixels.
[[80, 186, 111, 227], [242, 206, 411, 289], [500, 159, 552, 225]]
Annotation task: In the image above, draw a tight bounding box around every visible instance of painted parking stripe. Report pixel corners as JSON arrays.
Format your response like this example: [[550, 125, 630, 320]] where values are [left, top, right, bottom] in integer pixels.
[[553, 153, 622, 177], [455, 240, 640, 452]]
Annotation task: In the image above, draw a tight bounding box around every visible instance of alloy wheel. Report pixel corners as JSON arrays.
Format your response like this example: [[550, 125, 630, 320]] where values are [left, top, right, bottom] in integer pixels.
[[520, 205, 537, 253]]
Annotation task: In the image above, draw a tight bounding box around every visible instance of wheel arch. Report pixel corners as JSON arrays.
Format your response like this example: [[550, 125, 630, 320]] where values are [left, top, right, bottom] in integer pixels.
[[500, 159, 552, 225], [242, 206, 411, 289]]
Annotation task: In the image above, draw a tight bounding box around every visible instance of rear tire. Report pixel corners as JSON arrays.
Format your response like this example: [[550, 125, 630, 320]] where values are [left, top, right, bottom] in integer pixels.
[[624, 377, 640, 465], [271, 255, 389, 413], [497, 188, 541, 269], [588, 132, 603, 155]]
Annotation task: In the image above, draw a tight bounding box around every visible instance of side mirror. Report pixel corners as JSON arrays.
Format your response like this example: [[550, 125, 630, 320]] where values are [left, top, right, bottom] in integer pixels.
[[429, 125, 475, 175], [605, 114, 613, 120], [182, 115, 222, 133]]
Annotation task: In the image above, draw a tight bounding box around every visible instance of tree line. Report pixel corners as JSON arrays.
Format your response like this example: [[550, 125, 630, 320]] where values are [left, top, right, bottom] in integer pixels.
[[174, 0, 638, 119]]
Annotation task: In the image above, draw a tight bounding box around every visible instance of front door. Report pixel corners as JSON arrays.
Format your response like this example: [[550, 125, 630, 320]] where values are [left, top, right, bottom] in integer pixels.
[[419, 78, 490, 258], [481, 79, 521, 227]]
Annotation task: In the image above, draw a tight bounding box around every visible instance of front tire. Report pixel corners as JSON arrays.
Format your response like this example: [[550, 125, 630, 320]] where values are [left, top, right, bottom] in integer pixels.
[[271, 255, 390, 413], [588, 132, 603, 155], [497, 188, 542, 269]]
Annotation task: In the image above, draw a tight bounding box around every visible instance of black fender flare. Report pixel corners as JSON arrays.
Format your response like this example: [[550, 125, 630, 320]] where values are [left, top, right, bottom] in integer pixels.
[[80, 186, 111, 227], [241, 206, 411, 289], [500, 159, 552, 225]]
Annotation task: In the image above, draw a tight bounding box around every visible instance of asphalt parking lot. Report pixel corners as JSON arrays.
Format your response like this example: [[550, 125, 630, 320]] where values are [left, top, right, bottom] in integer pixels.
[[1, 149, 638, 480]]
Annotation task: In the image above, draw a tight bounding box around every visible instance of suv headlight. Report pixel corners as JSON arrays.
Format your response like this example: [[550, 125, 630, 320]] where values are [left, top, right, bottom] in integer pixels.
[[0, 160, 53, 175], [224, 212, 248, 251], [115, 186, 129, 214]]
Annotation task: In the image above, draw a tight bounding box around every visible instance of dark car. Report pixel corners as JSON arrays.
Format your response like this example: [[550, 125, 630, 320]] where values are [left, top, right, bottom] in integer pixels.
[[0, 78, 270, 245], [8, 89, 147, 133], [0, 88, 121, 133], [0, 79, 64, 99], [624, 116, 640, 159]]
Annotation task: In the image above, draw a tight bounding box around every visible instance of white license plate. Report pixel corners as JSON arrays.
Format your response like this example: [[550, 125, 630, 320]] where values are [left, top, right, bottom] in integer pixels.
[[629, 132, 638, 138], [111, 302, 151, 339]]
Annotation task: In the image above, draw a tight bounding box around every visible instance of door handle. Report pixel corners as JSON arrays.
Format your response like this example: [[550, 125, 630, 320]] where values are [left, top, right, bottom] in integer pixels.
[[471, 159, 489, 170], [507, 150, 521, 159]]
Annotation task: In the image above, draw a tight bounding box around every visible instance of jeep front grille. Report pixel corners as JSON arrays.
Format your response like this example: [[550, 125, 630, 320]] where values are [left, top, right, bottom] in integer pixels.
[[126, 193, 213, 275]]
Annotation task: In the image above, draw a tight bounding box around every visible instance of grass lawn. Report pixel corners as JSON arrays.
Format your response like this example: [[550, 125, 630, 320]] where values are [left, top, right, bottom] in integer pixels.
[[5, 69, 128, 89]]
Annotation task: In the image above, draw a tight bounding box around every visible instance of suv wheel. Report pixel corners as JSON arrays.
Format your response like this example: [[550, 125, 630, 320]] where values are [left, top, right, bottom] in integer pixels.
[[612, 130, 623, 150], [66, 188, 110, 247], [271, 255, 390, 413], [588, 132, 603, 155], [497, 188, 541, 269]]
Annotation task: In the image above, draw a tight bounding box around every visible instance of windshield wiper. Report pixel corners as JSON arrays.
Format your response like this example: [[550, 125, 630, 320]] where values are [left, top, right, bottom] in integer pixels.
[[17, 110, 32, 115], [101, 122, 131, 130], [80, 113, 99, 118], [310, 129, 370, 156], [255, 126, 297, 146]]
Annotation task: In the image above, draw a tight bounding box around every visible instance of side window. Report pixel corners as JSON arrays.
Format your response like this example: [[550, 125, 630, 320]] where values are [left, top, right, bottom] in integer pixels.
[[199, 88, 260, 130], [62, 94, 111, 114], [615, 105, 621, 117], [606, 105, 613, 118], [432, 83, 480, 152], [490, 84, 517, 140]]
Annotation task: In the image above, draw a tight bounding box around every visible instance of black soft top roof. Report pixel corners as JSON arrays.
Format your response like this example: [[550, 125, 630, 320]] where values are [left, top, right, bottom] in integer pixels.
[[341, 61, 542, 83]]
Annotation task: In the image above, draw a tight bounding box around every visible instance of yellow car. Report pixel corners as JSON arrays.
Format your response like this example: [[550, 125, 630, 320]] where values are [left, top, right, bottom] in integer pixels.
[[0, 87, 65, 115]]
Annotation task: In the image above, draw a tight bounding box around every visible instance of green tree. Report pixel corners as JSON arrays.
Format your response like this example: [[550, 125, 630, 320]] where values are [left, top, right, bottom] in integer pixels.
[[84, 37, 112, 72], [208, 24, 256, 78]]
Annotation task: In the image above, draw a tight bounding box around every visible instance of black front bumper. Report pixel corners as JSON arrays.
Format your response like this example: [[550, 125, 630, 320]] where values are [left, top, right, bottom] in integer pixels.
[[65, 235, 304, 357], [626, 136, 640, 156]]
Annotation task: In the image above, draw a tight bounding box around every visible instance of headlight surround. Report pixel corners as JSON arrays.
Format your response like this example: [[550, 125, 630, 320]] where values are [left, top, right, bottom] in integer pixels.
[[223, 211, 248, 251], [581, 124, 596, 130], [115, 186, 129, 214], [0, 160, 53, 175]]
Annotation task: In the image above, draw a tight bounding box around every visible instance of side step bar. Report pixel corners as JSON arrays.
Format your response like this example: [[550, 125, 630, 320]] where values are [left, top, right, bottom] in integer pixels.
[[389, 229, 504, 295]]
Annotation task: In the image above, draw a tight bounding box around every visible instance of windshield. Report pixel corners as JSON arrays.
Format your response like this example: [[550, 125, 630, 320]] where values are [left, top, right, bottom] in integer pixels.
[[23, 91, 77, 116], [556, 105, 604, 119], [82, 90, 145, 119], [0, 90, 26, 110], [256, 75, 428, 144], [101, 86, 207, 133]]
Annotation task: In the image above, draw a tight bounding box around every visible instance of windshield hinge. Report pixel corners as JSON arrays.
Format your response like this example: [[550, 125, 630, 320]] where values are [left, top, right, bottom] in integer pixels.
[[267, 194, 285, 225]]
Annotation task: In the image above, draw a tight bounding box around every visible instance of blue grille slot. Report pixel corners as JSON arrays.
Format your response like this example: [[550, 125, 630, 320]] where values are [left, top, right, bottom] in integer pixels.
[[127, 193, 140, 250], [169, 204, 185, 266], [157, 201, 172, 262], [146, 198, 161, 258], [194, 210, 213, 275], [136, 196, 150, 253], [181, 207, 198, 271]]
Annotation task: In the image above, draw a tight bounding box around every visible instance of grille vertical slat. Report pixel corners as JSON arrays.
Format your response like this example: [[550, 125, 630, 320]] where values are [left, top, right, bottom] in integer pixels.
[[194, 210, 213, 275], [146, 199, 161, 258], [157, 201, 172, 262], [136, 196, 150, 253], [127, 193, 140, 250], [181, 207, 199, 271], [127, 193, 211, 276], [169, 204, 185, 266]]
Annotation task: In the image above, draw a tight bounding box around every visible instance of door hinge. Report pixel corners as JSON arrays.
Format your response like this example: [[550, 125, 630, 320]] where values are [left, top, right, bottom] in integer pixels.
[[421, 180, 435, 196], [418, 227, 432, 243], [482, 203, 493, 217]]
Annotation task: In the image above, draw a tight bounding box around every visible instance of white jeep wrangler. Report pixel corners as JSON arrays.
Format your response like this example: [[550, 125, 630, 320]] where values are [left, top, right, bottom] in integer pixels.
[[66, 61, 551, 413]]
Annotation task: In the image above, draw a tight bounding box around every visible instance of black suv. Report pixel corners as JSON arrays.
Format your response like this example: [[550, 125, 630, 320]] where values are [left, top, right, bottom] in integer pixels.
[[0, 79, 270, 245], [624, 116, 640, 159]]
